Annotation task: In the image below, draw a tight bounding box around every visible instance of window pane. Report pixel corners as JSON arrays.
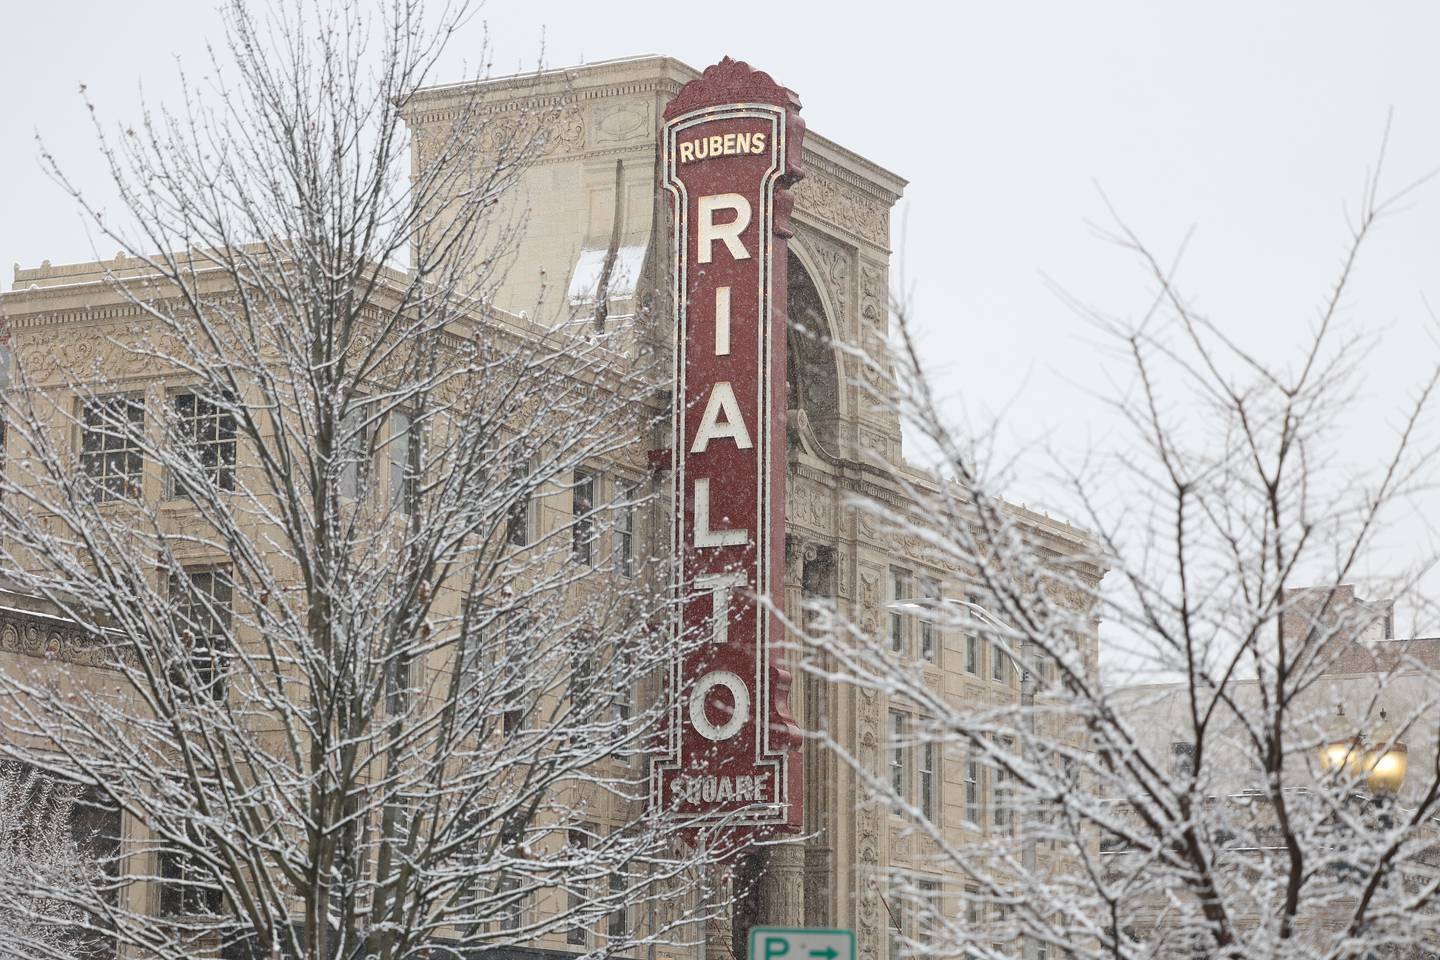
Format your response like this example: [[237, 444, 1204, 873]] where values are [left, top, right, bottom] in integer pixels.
[[389, 411, 419, 515], [566, 829, 590, 945], [573, 469, 595, 563], [889, 710, 906, 801], [618, 482, 637, 577], [966, 756, 980, 827], [80, 395, 144, 501], [338, 402, 375, 500], [608, 869, 628, 938], [920, 741, 936, 819], [507, 448, 531, 547], [889, 569, 907, 654], [173, 392, 236, 495], [170, 568, 233, 700], [918, 578, 936, 661]]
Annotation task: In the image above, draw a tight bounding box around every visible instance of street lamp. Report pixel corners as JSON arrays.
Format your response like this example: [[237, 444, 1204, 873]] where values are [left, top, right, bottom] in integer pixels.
[[1319, 706, 1409, 914], [1319, 707, 1409, 797]]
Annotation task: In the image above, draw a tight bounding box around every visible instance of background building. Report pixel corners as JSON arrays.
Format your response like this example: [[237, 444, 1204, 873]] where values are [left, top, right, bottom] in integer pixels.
[[1108, 586, 1440, 955]]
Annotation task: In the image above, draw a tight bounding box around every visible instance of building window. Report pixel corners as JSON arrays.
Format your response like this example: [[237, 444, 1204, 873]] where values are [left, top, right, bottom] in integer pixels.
[[993, 902, 1010, 954], [991, 639, 1007, 682], [80, 395, 145, 501], [889, 710, 907, 803], [1035, 655, 1053, 687], [502, 620, 526, 734], [612, 643, 634, 726], [919, 739, 937, 821], [994, 738, 1013, 834], [965, 755, 980, 827], [337, 401, 377, 500], [1171, 741, 1196, 778], [387, 644, 412, 717], [172, 391, 236, 494], [159, 832, 223, 916], [171, 567, 233, 700], [917, 879, 940, 941], [572, 468, 595, 564], [918, 578, 937, 662], [965, 630, 979, 674], [451, 808, 485, 921], [570, 636, 595, 712], [617, 482, 637, 577], [566, 828, 591, 945], [507, 448, 531, 547], [965, 886, 980, 927], [887, 877, 906, 960], [889, 568, 909, 655], [388, 410, 420, 515], [608, 865, 629, 940], [497, 875, 526, 931], [982, 765, 994, 834]]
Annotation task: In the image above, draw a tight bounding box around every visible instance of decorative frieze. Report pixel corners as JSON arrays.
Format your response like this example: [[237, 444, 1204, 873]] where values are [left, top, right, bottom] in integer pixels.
[[0, 607, 120, 669], [794, 168, 890, 249], [789, 479, 834, 533]]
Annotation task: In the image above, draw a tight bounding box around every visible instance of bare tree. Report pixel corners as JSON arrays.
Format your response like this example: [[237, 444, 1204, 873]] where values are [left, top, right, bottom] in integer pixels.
[[800, 156, 1440, 959], [0, 762, 112, 960], [0, 2, 726, 958]]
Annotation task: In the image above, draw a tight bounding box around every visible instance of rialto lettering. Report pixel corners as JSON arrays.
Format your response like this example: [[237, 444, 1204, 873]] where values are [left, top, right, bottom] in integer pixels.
[[677, 131, 768, 163], [689, 190, 756, 551]]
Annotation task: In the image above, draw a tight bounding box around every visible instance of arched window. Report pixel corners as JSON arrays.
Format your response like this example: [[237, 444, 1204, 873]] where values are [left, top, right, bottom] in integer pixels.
[[786, 252, 841, 450]]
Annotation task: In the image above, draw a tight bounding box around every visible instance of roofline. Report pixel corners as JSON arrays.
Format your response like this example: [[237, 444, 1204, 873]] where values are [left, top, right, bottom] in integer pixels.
[[408, 54, 908, 193]]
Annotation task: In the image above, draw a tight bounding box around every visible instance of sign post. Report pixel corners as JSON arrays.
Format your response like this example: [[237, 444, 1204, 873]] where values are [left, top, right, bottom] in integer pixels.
[[652, 57, 806, 844], [749, 928, 856, 960]]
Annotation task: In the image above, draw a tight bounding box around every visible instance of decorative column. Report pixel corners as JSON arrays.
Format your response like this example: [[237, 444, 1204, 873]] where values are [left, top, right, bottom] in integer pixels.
[[758, 844, 806, 927], [750, 537, 808, 931], [707, 866, 735, 960]]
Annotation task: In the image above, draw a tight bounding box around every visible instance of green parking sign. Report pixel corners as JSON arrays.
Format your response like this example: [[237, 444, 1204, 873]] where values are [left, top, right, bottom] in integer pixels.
[[750, 927, 856, 960]]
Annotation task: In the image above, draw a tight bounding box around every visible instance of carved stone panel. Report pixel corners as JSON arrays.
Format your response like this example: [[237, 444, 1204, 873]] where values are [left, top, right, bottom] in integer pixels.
[[860, 261, 885, 329], [591, 100, 654, 145], [798, 229, 853, 339], [789, 479, 833, 533], [795, 172, 889, 249]]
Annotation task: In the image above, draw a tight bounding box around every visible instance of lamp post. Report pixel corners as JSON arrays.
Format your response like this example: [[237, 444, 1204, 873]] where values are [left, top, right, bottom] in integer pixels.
[[1319, 702, 1405, 903], [888, 597, 1037, 960]]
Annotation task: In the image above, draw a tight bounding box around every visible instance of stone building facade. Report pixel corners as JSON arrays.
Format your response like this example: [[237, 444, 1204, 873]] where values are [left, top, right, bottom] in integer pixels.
[[0, 54, 1103, 960], [400, 56, 1103, 960]]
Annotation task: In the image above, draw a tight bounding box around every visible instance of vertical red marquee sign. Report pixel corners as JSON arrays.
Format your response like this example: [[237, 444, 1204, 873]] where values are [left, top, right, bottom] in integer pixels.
[[656, 60, 806, 840], [652, 58, 805, 840]]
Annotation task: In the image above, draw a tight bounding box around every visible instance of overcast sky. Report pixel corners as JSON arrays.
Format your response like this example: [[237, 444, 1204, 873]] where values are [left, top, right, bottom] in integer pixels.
[[4, 1, 1438, 623]]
